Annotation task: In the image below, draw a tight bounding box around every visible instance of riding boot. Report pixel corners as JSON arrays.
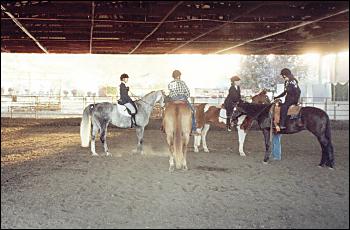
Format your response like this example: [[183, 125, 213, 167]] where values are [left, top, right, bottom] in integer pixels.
[[226, 117, 231, 132], [131, 115, 136, 128]]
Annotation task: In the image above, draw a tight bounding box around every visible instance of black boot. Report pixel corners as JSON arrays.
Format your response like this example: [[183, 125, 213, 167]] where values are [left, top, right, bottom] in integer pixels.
[[131, 115, 136, 128]]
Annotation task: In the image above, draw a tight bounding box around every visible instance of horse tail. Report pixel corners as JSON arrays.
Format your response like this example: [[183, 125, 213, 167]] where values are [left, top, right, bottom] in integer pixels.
[[174, 105, 184, 169], [80, 104, 93, 147], [325, 115, 332, 141]]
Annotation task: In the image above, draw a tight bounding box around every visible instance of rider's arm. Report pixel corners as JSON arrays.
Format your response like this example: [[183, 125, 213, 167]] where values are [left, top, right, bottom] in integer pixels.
[[274, 90, 286, 99], [183, 82, 190, 98]]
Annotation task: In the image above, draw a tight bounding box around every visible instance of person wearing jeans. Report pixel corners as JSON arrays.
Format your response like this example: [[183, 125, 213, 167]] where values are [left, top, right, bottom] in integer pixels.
[[272, 133, 282, 160]]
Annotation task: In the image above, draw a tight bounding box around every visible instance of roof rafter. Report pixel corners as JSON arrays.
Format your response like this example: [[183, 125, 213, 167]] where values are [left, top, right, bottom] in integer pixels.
[[255, 28, 350, 54], [89, 1, 95, 54], [214, 8, 349, 54], [166, 3, 265, 54], [128, 1, 183, 54], [1, 4, 49, 54]]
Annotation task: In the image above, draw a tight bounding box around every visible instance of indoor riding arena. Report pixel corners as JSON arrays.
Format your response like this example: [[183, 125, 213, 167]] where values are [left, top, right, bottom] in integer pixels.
[[1, 1, 349, 229]]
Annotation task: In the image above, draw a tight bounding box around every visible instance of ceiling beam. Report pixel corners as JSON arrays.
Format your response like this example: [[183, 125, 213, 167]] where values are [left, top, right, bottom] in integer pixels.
[[1, 46, 10, 52], [214, 8, 349, 54], [166, 3, 265, 54], [89, 1, 95, 54], [128, 1, 183, 54], [1, 4, 49, 54], [254, 28, 349, 54]]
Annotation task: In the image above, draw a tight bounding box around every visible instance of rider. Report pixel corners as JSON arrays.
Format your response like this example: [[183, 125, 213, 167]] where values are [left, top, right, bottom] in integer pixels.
[[273, 68, 301, 131], [119, 73, 137, 128], [224, 76, 242, 131], [168, 70, 199, 135]]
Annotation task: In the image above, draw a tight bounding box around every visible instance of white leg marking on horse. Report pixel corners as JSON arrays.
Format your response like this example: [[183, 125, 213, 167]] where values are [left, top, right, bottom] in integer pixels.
[[194, 135, 200, 152], [202, 124, 210, 152], [237, 127, 247, 156], [169, 156, 175, 172]]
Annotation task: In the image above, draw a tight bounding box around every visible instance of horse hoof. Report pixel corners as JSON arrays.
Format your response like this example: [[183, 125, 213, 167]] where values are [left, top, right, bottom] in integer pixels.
[[92, 153, 99, 156], [169, 166, 174, 172], [106, 152, 111, 156], [204, 148, 209, 153], [240, 152, 246, 156], [194, 148, 199, 153], [262, 161, 268, 165]]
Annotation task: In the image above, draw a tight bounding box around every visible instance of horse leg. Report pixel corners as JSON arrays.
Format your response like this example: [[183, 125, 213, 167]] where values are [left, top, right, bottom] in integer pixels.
[[135, 126, 145, 155], [167, 134, 175, 172], [91, 119, 99, 156], [317, 135, 334, 168], [262, 129, 271, 163], [193, 129, 201, 153], [202, 124, 210, 153], [100, 120, 111, 156], [182, 135, 190, 170], [237, 127, 247, 156]]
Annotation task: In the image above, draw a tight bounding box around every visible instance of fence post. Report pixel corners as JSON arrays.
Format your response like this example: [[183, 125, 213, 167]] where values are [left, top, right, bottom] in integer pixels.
[[83, 96, 86, 110]]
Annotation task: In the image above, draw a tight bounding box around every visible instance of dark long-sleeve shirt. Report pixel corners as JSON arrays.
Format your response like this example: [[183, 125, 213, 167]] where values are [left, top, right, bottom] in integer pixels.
[[119, 82, 133, 104], [224, 85, 241, 107], [275, 79, 301, 104]]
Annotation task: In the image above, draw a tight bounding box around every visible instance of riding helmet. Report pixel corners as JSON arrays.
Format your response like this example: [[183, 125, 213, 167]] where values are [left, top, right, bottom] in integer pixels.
[[280, 68, 292, 77], [120, 73, 129, 81], [230, 76, 241, 82]]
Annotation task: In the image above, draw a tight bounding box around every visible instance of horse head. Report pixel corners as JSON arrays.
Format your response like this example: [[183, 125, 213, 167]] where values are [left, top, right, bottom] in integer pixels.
[[157, 90, 166, 108], [252, 89, 270, 104], [231, 100, 246, 126]]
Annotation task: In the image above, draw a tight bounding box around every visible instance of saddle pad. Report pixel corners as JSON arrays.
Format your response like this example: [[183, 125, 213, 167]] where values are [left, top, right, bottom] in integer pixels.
[[171, 100, 187, 104], [117, 104, 131, 117], [273, 104, 302, 125], [287, 105, 302, 115], [219, 108, 227, 124]]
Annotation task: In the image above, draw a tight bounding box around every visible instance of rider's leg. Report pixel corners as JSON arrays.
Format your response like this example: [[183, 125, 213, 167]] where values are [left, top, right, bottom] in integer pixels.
[[185, 100, 196, 131], [226, 109, 232, 131], [279, 102, 290, 129]]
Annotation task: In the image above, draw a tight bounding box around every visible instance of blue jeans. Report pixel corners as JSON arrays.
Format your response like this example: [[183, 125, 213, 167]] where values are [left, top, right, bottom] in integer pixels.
[[170, 95, 196, 131], [272, 133, 282, 160]]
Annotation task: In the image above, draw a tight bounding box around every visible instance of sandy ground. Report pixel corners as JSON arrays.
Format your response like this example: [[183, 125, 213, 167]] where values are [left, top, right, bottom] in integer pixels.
[[1, 118, 349, 229]]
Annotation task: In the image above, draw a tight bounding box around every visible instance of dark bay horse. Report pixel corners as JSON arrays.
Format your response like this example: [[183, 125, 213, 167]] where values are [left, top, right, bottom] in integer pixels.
[[162, 101, 192, 171], [230, 101, 335, 168]]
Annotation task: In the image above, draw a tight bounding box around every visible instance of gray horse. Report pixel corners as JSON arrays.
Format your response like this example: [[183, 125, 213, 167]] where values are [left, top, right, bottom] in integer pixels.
[[80, 90, 165, 156]]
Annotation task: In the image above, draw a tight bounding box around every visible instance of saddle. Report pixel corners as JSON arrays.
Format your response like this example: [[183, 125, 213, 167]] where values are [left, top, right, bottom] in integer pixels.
[[170, 100, 187, 104], [272, 103, 302, 127]]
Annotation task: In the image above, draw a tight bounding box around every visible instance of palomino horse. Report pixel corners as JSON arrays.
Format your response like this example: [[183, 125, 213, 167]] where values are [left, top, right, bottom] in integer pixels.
[[193, 90, 270, 155], [162, 101, 192, 171], [231, 100, 335, 168], [80, 90, 165, 156]]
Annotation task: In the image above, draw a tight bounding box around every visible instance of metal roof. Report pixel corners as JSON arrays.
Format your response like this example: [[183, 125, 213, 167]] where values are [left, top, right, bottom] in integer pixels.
[[1, 1, 349, 54]]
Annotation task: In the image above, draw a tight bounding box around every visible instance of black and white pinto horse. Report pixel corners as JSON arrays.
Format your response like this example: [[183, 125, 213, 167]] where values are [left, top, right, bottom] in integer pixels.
[[230, 100, 335, 168], [80, 90, 165, 156]]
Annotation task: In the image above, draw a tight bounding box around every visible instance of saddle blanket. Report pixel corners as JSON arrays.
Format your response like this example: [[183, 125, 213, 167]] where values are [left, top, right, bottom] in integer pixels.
[[219, 108, 227, 124], [117, 104, 131, 117]]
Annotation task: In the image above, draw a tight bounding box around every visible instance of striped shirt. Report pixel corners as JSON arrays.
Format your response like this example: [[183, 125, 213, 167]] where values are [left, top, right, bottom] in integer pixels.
[[168, 79, 190, 99]]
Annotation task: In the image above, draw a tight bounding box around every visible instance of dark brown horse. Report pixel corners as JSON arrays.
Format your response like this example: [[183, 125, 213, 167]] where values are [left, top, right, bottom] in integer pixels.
[[230, 100, 335, 168], [162, 101, 192, 171]]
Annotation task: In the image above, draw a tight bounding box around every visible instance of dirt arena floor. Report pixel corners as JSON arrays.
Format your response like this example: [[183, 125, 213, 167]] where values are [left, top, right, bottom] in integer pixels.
[[1, 118, 349, 228]]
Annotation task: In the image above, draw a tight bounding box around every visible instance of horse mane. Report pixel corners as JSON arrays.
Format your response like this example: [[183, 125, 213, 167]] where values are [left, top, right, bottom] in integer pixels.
[[240, 102, 273, 117]]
